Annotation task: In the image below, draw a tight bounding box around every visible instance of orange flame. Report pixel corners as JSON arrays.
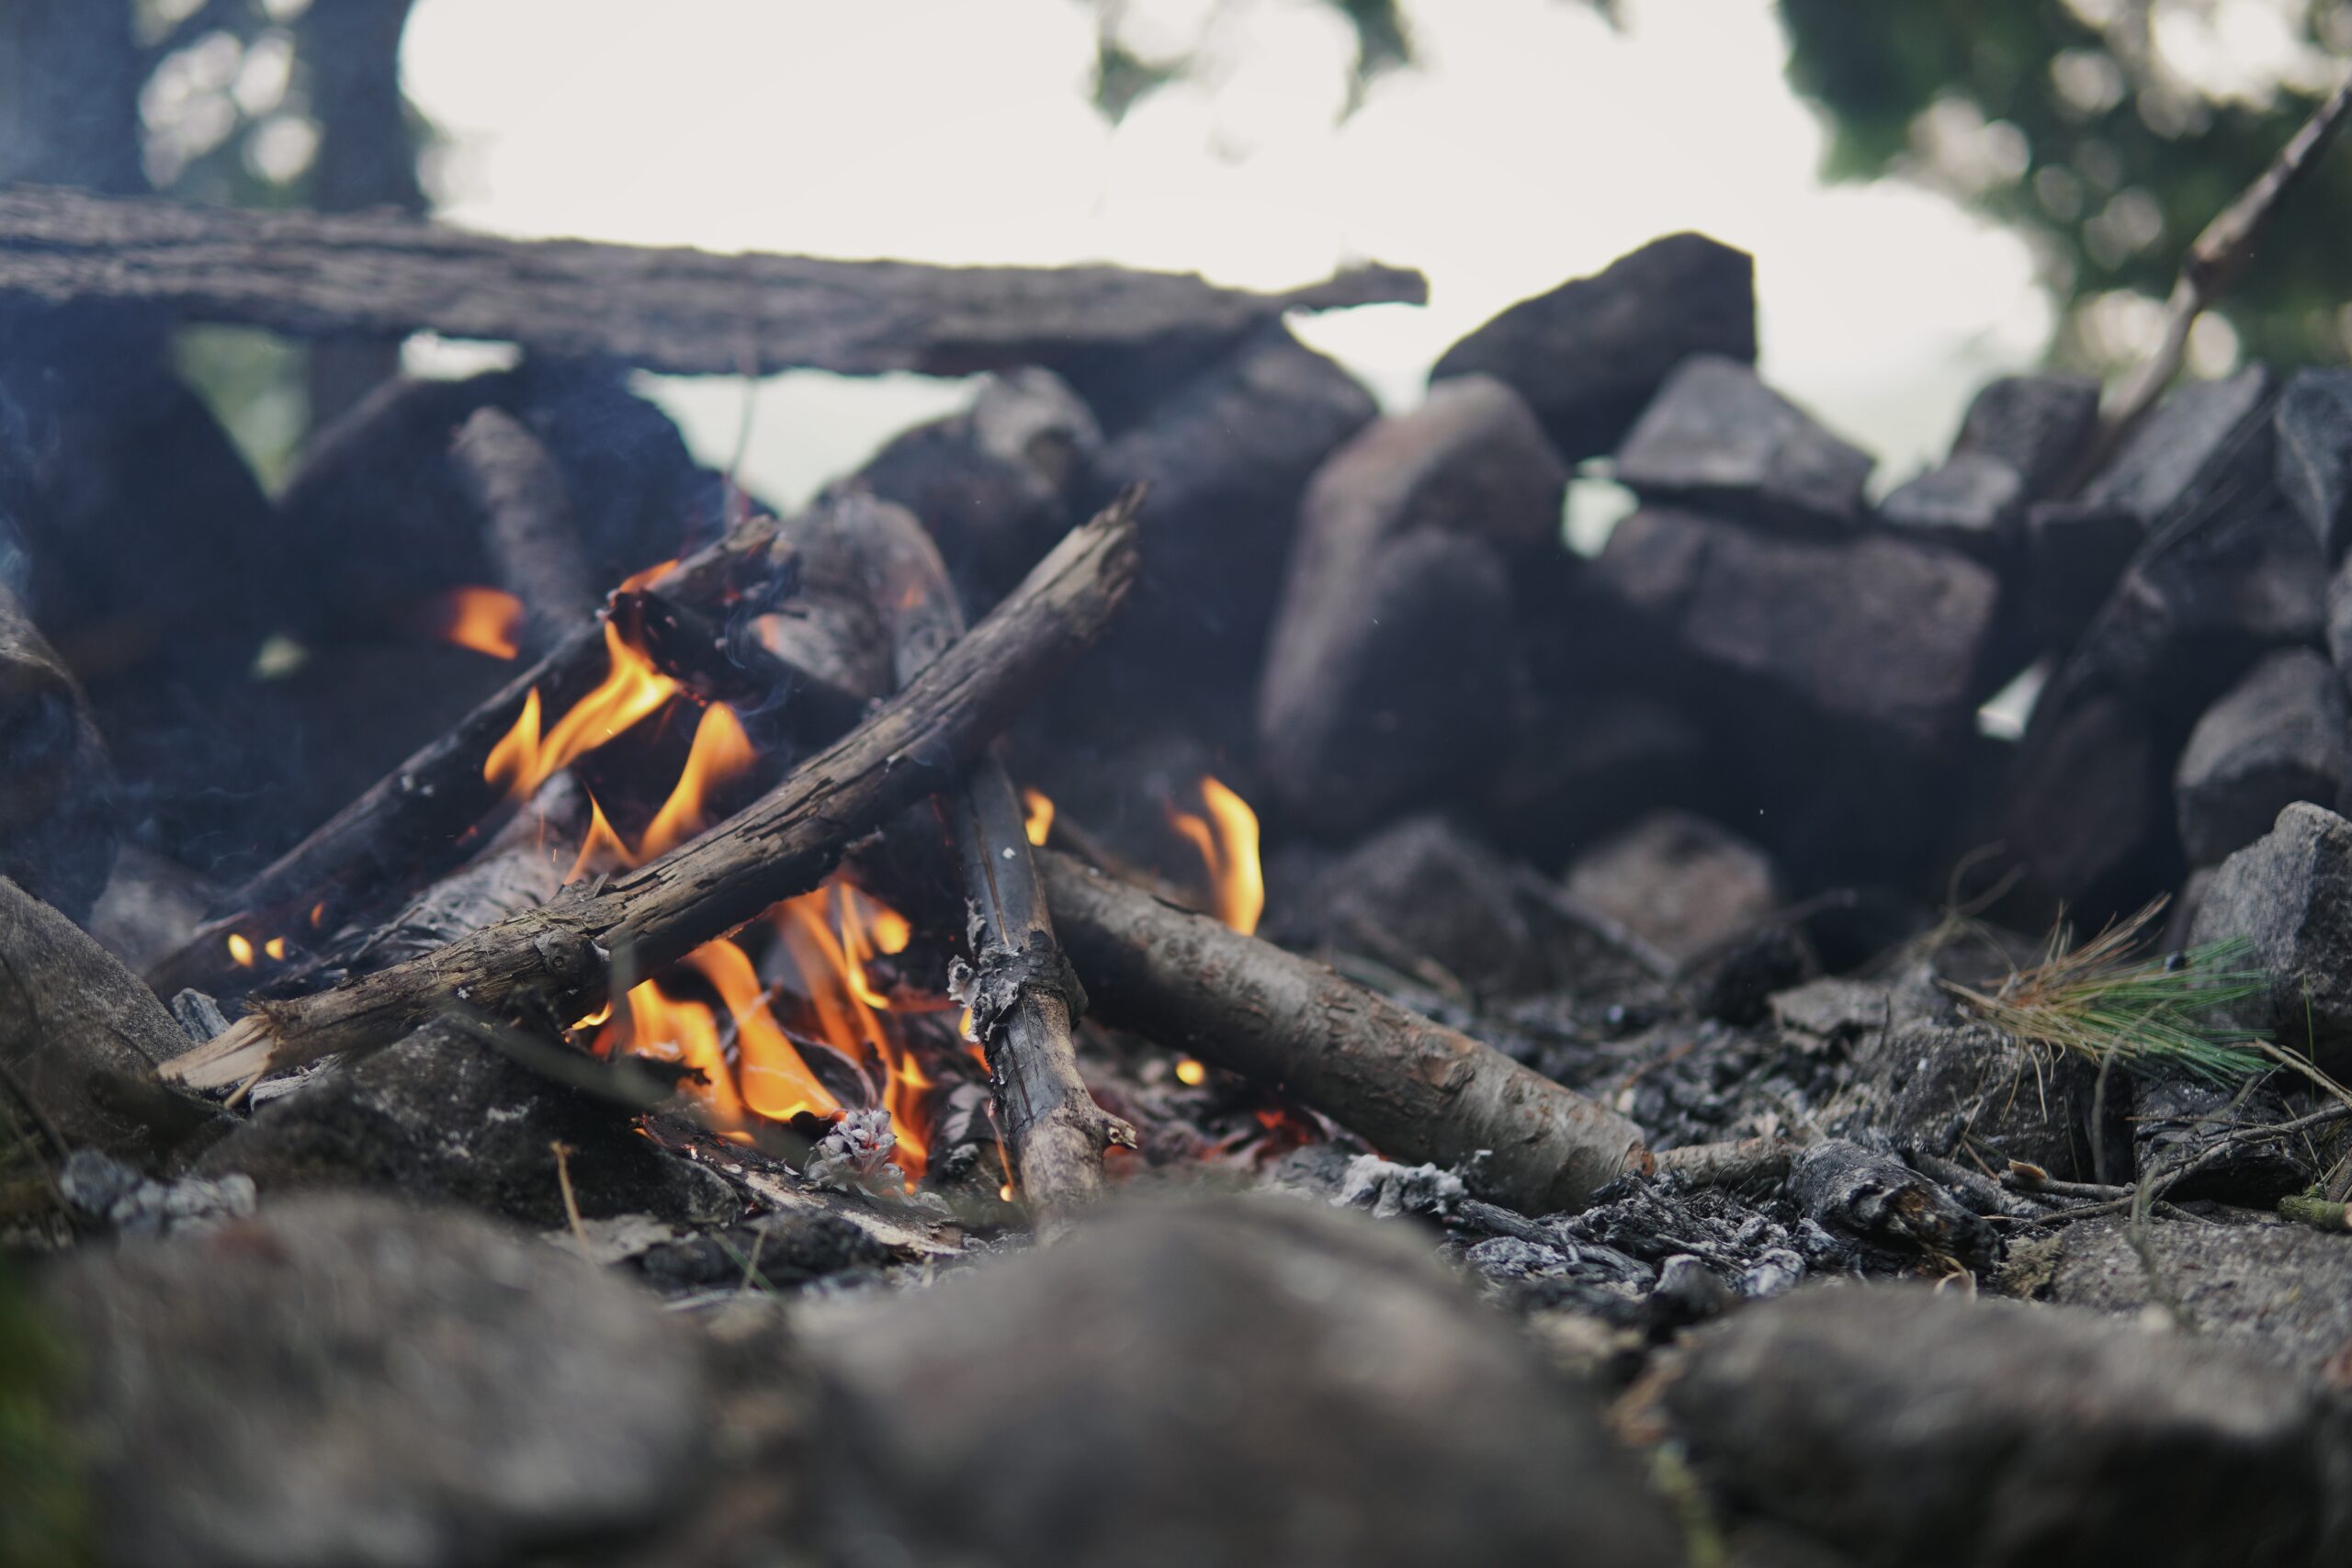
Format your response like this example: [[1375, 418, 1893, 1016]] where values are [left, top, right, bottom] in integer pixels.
[[613, 979, 750, 1133], [425, 586, 525, 660], [1168, 774, 1263, 936], [485, 618, 680, 805], [1021, 788, 1055, 847], [640, 703, 755, 859]]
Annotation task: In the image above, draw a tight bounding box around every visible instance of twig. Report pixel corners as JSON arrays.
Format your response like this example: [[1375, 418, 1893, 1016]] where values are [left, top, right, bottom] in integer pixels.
[[550, 1139, 590, 1255]]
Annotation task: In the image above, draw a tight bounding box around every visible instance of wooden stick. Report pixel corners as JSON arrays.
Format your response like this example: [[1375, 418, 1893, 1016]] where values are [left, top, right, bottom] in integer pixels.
[[0, 183, 1424, 380], [451, 405, 596, 654], [158, 494, 1144, 1092], [1035, 851, 1651, 1215]]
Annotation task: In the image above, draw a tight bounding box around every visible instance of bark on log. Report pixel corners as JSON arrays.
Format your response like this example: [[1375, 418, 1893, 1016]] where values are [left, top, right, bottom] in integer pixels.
[[0, 183, 1425, 380], [158, 494, 1144, 1093], [143, 511, 862, 999], [450, 405, 596, 654], [0, 580, 116, 922], [1035, 851, 1650, 1215]]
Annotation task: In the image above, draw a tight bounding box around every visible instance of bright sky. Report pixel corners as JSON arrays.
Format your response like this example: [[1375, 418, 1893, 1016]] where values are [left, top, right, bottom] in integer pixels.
[[401, 0, 2054, 506]]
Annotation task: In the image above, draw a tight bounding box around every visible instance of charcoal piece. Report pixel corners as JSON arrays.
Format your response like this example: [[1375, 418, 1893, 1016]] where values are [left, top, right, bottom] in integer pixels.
[[1879, 375, 2100, 551], [2003, 1212, 2352, 1379], [856, 367, 1102, 608], [42, 1194, 709, 1568], [802, 1196, 1684, 1568], [1292, 815, 1548, 996], [0, 874, 217, 1163], [1564, 809, 1783, 969], [2130, 1074, 2312, 1202], [0, 579, 114, 919], [2020, 498, 2142, 653], [1683, 924, 1817, 1027], [1430, 231, 1756, 462], [2274, 367, 2352, 558], [1662, 1284, 2345, 1568], [195, 1018, 738, 1229], [1481, 690, 1712, 871], [54, 1148, 254, 1238], [633, 1209, 904, 1294], [2174, 648, 2351, 867], [1851, 1023, 2110, 1186], [2187, 801, 2352, 1074], [1788, 1138, 1993, 1270], [1256, 527, 1516, 833], [1612, 356, 1874, 529], [2082, 366, 2274, 525]]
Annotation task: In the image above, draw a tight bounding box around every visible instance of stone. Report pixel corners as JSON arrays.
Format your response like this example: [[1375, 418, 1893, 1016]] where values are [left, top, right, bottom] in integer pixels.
[[1662, 1284, 2347, 1568], [1846, 1022, 2112, 1185], [855, 367, 1102, 609], [196, 1018, 738, 1229], [2187, 802, 2352, 1073], [42, 1194, 708, 1568], [2328, 554, 2352, 679], [2174, 648, 2350, 867], [1298, 814, 1550, 996], [1564, 810, 1782, 968], [1995, 690, 2180, 929], [1430, 231, 1756, 462], [1612, 356, 1874, 529], [799, 1195, 1684, 1568], [1880, 375, 2100, 550], [1256, 527, 1517, 833], [2082, 366, 2274, 525], [2275, 367, 2352, 559], [2128, 1073, 2313, 1203], [2019, 499, 2141, 654]]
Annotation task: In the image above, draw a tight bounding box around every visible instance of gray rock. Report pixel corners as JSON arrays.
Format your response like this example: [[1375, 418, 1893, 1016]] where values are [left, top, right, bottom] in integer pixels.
[[2328, 553, 2352, 679], [1565, 810, 1782, 968], [1613, 356, 1874, 529], [2129, 1072, 2312, 1202], [2020, 498, 2141, 654], [1483, 690, 1713, 871], [2174, 648, 2350, 867], [1663, 1284, 2347, 1568], [2187, 801, 2352, 1073], [1995, 690, 2177, 926], [2083, 366, 2275, 525], [2276, 367, 2352, 559], [44, 1194, 707, 1568], [1300, 814, 1550, 995], [1880, 375, 2100, 549], [1849, 1022, 2110, 1185], [801, 1195, 1684, 1568], [56, 1148, 254, 1238], [1430, 230, 1756, 462]]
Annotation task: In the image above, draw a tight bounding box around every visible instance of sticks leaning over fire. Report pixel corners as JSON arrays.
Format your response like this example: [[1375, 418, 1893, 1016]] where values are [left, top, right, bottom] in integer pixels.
[[145, 511, 870, 999], [158, 493, 1144, 1095], [1035, 851, 1652, 1216]]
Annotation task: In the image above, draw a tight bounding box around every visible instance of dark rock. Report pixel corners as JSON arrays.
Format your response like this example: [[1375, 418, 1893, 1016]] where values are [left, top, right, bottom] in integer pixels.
[[2130, 1073, 2312, 1203], [1880, 375, 2099, 551], [2174, 648, 2350, 867], [1849, 1022, 2112, 1186], [43, 1194, 707, 1568], [1612, 357, 1874, 529], [0, 579, 114, 921], [2083, 366, 2274, 525], [1256, 527, 1516, 833], [2186, 801, 2352, 1074], [197, 1018, 738, 1229], [633, 1208, 906, 1295], [2329, 553, 2352, 680], [802, 1196, 1684, 1568], [1684, 925, 1818, 1027], [1431, 231, 1756, 463], [1482, 690, 1713, 871], [1295, 814, 1549, 995], [2002, 1211, 2352, 1380], [2019, 499, 2142, 654], [85, 844, 212, 975], [1995, 690, 2180, 927], [2275, 367, 2352, 559], [1564, 809, 1783, 969], [855, 367, 1102, 610], [1663, 1284, 2347, 1568]]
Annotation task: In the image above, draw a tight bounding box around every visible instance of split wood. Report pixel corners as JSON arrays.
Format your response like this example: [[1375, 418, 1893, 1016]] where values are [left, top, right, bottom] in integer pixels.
[[159, 492, 1143, 1094]]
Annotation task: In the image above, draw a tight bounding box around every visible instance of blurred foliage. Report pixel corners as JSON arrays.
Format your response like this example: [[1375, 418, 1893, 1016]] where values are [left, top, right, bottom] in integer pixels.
[[0, 1262, 89, 1568]]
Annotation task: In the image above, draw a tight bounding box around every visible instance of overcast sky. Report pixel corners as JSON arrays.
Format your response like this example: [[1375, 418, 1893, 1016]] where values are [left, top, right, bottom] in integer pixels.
[[401, 0, 2054, 505]]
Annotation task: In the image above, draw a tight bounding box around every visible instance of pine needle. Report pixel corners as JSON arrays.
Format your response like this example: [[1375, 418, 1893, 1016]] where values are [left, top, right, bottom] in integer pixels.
[[1946, 902, 2273, 1086]]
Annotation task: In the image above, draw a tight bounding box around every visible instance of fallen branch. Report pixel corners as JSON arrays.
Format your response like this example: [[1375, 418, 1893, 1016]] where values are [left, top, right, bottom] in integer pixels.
[[158, 494, 1144, 1093], [0, 183, 1424, 380], [1035, 850, 1649, 1215]]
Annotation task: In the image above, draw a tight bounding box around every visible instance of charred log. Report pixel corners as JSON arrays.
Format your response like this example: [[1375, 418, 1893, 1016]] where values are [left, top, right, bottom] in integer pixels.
[[450, 405, 597, 655]]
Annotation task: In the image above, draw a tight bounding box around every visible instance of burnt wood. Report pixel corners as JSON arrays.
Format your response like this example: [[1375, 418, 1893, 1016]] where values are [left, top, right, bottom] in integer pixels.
[[0, 183, 1423, 380]]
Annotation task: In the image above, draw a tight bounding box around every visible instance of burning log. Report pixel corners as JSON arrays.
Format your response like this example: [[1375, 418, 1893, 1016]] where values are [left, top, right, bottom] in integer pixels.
[[0, 183, 1423, 383], [0, 580, 116, 922], [158, 493, 1144, 1094], [145, 511, 865, 998], [449, 405, 597, 655], [1035, 850, 1650, 1214]]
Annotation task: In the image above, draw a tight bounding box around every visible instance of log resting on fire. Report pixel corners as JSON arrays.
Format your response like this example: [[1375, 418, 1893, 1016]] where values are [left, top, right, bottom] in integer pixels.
[[157, 493, 1144, 1093], [818, 489, 1129, 1220], [0, 183, 1425, 381], [1035, 850, 1651, 1215], [144, 511, 869, 1000]]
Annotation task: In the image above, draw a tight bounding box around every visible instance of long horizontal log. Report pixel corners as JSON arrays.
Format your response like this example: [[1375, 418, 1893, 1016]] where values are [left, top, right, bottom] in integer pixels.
[[0, 184, 1425, 379], [1035, 850, 1651, 1215], [159, 494, 1144, 1093]]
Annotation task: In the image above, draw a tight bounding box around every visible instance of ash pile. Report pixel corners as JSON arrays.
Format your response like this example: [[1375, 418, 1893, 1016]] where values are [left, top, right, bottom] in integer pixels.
[[6, 182, 2352, 1568]]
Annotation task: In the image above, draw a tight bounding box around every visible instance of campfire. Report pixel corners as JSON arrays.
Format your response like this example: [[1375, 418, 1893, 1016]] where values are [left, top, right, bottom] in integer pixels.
[[9, 64, 2352, 1568]]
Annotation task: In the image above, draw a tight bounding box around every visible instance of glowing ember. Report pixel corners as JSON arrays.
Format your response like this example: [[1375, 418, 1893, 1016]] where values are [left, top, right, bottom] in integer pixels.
[[1021, 787, 1055, 847], [484, 619, 680, 804], [1175, 1056, 1207, 1087], [424, 585, 525, 660], [226, 932, 254, 968], [1168, 774, 1264, 936], [263, 936, 288, 961]]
